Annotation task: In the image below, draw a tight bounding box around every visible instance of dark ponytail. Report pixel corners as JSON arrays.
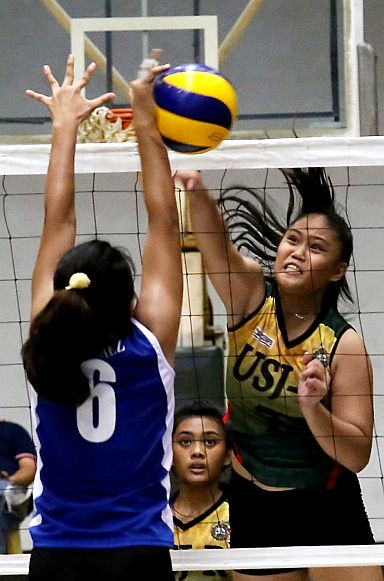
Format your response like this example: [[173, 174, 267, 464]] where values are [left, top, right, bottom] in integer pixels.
[[22, 240, 136, 405], [219, 168, 353, 307], [22, 290, 99, 405]]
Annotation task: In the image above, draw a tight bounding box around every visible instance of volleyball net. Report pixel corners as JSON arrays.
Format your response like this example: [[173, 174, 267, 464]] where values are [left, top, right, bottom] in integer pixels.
[[1, 136, 384, 572]]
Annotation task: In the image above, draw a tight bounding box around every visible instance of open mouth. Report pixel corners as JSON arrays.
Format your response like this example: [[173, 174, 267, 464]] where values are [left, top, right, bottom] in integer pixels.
[[284, 263, 302, 273], [189, 464, 206, 474]]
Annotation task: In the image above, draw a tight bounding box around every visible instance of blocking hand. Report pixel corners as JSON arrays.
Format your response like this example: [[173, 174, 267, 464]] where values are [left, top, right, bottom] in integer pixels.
[[26, 54, 115, 127]]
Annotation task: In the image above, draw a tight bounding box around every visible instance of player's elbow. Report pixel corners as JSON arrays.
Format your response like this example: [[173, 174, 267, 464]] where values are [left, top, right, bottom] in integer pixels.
[[350, 459, 368, 474], [348, 439, 372, 473]]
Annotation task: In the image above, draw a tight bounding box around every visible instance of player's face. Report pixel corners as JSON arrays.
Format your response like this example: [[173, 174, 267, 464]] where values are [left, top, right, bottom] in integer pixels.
[[172, 416, 230, 485], [274, 213, 347, 297]]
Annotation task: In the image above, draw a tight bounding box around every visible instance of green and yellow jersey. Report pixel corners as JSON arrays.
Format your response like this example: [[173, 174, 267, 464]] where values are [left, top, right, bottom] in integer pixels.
[[173, 493, 231, 580], [226, 282, 352, 489]]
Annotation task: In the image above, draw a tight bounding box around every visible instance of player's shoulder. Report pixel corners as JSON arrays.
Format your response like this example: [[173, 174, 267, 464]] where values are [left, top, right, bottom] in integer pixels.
[[336, 327, 366, 355]]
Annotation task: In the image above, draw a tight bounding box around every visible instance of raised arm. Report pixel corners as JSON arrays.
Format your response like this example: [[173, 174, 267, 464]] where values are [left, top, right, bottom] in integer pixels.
[[130, 60, 182, 364], [26, 54, 115, 321], [176, 170, 264, 326], [299, 330, 374, 473]]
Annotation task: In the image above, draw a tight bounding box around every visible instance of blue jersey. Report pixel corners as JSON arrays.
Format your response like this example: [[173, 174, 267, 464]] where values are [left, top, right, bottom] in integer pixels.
[[28, 319, 175, 549]]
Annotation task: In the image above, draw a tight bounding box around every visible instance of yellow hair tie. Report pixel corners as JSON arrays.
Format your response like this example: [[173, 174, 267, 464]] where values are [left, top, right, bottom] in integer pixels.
[[65, 272, 91, 291]]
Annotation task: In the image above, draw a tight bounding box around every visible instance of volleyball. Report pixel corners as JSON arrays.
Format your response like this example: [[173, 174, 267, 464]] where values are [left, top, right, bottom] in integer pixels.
[[153, 64, 238, 154]]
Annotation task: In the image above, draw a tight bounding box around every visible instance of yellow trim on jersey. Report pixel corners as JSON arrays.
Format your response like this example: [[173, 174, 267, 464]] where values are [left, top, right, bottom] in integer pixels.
[[174, 500, 230, 550], [225, 283, 352, 487], [227, 295, 337, 418], [173, 499, 231, 580]]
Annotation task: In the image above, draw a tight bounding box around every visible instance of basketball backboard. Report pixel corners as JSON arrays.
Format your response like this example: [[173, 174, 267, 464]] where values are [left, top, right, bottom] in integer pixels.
[[0, 0, 373, 142]]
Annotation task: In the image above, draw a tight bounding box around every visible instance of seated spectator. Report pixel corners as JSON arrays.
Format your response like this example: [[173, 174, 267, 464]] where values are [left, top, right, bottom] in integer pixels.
[[0, 419, 36, 553], [172, 400, 232, 580]]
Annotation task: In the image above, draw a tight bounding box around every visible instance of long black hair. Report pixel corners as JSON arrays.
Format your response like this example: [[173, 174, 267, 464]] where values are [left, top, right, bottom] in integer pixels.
[[219, 168, 353, 308], [173, 399, 233, 451], [22, 240, 136, 405]]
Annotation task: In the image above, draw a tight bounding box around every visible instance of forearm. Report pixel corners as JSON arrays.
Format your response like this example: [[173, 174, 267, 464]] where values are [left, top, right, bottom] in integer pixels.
[[44, 122, 77, 220], [135, 122, 176, 221], [188, 189, 230, 265], [189, 187, 226, 230], [9, 465, 36, 487], [186, 181, 264, 321], [303, 403, 372, 473]]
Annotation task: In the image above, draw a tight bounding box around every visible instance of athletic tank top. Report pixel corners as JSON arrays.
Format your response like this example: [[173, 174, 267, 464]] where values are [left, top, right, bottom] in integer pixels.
[[226, 282, 352, 489], [28, 318, 175, 549]]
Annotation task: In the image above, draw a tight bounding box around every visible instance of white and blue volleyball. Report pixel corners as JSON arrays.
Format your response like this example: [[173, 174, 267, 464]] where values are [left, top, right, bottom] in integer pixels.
[[153, 64, 238, 154]]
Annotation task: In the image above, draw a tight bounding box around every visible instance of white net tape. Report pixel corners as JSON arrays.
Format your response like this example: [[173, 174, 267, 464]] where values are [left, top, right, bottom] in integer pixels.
[[2, 136, 384, 176], [0, 545, 384, 574]]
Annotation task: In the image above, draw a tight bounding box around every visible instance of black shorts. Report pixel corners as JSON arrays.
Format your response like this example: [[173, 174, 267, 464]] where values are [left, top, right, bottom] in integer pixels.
[[29, 545, 175, 581], [227, 469, 375, 576]]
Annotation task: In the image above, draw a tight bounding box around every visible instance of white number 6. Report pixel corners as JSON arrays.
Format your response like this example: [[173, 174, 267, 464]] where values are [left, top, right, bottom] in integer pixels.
[[77, 359, 116, 443]]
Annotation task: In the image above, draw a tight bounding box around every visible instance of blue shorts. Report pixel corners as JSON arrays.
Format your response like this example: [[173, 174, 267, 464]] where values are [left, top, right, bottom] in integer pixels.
[[227, 469, 375, 576]]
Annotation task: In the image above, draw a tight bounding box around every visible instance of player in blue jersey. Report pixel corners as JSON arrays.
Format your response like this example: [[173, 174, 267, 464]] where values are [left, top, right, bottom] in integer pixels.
[[22, 52, 182, 580], [176, 170, 383, 581]]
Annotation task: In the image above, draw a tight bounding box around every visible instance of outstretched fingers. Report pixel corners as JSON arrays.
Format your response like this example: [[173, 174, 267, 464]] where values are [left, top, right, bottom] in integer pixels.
[[88, 92, 116, 110], [76, 61, 97, 91], [62, 54, 75, 86], [149, 48, 163, 61], [43, 64, 59, 89], [141, 62, 170, 84], [25, 61, 60, 103], [131, 63, 170, 92], [149, 63, 170, 79], [62, 55, 96, 93], [25, 89, 49, 105]]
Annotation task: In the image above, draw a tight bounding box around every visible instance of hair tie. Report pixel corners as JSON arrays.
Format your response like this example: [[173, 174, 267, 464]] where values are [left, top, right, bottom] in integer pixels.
[[65, 272, 91, 291]]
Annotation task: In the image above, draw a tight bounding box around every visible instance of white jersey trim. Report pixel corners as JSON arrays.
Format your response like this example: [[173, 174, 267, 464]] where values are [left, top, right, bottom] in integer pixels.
[[132, 318, 175, 533]]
